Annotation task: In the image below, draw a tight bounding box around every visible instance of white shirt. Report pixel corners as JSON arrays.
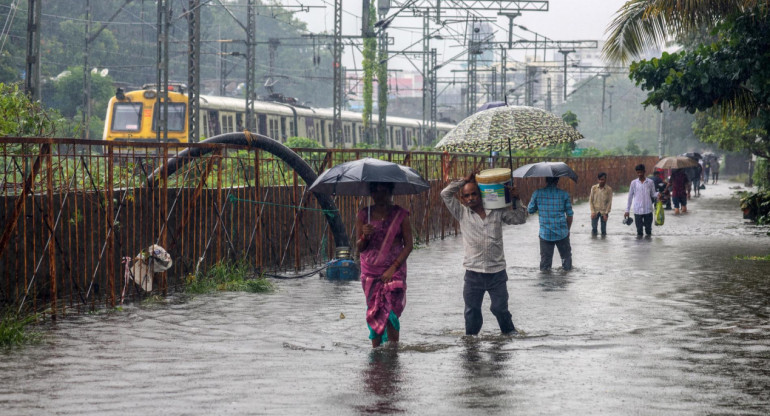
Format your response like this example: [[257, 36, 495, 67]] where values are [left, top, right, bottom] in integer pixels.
[[625, 178, 658, 215]]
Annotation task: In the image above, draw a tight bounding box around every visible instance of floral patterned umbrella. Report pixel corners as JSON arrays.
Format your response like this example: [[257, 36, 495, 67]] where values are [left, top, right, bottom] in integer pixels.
[[434, 105, 584, 153]]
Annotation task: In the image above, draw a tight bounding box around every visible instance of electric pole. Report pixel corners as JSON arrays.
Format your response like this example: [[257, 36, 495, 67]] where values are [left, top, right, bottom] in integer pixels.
[[156, 0, 170, 142], [558, 48, 575, 102], [24, 0, 41, 101], [83, 0, 91, 139], [188, 0, 201, 142], [332, 0, 343, 147]]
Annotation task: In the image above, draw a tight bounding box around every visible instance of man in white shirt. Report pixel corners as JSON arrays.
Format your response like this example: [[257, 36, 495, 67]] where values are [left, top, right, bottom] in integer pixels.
[[441, 171, 527, 335], [624, 164, 659, 237]]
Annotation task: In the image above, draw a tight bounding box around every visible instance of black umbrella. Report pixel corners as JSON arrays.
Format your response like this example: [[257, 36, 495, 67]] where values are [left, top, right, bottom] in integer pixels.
[[512, 161, 578, 182], [309, 158, 430, 222], [308, 158, 430, 196], [681, 152, 702, 160]]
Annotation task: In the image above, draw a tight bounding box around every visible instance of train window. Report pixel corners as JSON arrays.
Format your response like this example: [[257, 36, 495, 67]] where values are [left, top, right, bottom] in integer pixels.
[[406, 130, 412, 146], [396, 130, 402, 145], [280, 117, 287, 141], [358, 126, 363, 142], [202, 113, 208, 137], [344, 125, 351, 143], [289, 121, 295, 137], [112, 103, 142, 131], [151, 103, 186, 132]]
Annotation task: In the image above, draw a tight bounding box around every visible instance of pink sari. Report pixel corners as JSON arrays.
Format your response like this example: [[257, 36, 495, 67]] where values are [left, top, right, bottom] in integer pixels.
[[358, 205, 408, 337]]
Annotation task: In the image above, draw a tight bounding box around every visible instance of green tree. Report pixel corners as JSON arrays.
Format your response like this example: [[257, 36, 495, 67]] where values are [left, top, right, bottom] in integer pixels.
[[627, 9, 770, 158], [285, 136, 322, 148], [562, 110, 579, 129], [0, 83, 62, 137], [361, 1, 377, 143], [603, 0, 761, 64]]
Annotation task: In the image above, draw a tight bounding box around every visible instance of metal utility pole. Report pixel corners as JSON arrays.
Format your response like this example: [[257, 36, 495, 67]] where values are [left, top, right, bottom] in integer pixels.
[[332, 0, 343, 147], [377, 0, 390, 146], [500, 47, 508, 102], [188, 0, 201, 142], [608, 88, 613, 123], [466, 40, 480, 116], [421, 10, 430, 146], [156, 0, 170, 142], [24, 0, 41, 101], [430, 48, 437, 141], [546, 77, 552, 112], [83, 0, 91, 139], [597, 72, 609, 128], [246, 0, 256, 132], [558, 48, 575, 102]]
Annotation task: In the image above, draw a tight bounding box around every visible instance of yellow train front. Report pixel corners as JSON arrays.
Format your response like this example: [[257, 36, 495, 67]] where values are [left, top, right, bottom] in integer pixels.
[[102, 84, 189, 147]]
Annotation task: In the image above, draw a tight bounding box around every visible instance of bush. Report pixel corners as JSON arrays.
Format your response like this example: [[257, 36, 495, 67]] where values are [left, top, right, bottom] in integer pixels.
[[0, 308, 38, 348], [740, 190, 770, 224], [185, 259, 273, 294]]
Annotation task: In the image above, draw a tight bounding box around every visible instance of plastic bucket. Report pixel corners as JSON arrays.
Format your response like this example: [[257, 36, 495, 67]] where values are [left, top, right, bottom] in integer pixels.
[[476, 168, 512, 209]]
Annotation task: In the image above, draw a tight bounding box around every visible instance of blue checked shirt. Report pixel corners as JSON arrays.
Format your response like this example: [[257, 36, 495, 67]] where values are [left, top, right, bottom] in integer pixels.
[[527, 184, 574, 241]]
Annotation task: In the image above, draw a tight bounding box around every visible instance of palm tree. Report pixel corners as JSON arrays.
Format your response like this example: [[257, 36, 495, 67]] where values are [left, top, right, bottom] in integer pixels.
[[602, 0, 761, 64]]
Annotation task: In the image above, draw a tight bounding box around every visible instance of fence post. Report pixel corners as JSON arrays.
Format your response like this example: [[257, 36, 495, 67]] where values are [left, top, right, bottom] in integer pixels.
[[44, 143, 58, 317], [106, 147, 115, 308]]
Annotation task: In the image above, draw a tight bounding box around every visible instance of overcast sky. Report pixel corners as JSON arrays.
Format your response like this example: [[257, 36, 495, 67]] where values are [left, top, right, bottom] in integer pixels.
[[293, 0, 630, 75]]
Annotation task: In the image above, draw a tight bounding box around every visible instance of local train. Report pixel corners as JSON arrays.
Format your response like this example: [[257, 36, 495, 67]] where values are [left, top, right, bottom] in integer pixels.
[[102, 84, 455, 150]]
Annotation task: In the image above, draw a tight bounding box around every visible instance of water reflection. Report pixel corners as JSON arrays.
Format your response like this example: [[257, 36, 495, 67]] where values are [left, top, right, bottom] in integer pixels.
[[537, 270, 571, 291], [356, 347, 404, 414], [456, 337, 511, 410]]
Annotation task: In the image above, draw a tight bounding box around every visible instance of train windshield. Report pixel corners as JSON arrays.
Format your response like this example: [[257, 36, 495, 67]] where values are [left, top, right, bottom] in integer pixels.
[[152, 103, 186, 132], [111, 103, 142, 131]]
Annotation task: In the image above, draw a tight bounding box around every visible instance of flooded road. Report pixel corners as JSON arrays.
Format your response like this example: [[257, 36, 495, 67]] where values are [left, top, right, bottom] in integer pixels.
[[2, 181, 770, 415]]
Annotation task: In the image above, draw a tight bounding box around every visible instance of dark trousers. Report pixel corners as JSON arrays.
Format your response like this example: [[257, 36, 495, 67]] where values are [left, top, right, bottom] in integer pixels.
[[539, 236, 572, 271], [463, 270, 515, 335], [634, 213, 653, 236], [591, 214, 607, 235]]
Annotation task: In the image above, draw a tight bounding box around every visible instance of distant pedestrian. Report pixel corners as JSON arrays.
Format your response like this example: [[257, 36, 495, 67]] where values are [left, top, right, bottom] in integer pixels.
[[441, 171, 528, 336], [589, 172, 613, 236], [704, 160, 711, 183], [712, 159, 720, 184], [690, 163, 703, 197], [527, 177, 574, 271], [668, 168, 689, 214], [624, 164, 659, 237]]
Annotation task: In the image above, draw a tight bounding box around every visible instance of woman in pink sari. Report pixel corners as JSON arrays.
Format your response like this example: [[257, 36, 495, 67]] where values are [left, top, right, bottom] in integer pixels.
[[356, 182, 414, 347]]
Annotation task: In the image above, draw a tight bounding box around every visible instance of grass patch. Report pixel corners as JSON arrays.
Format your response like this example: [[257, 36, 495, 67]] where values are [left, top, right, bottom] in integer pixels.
[[735, 254, 770, 261], [185, 260, 274, 294], [0, 308, 40, 348]]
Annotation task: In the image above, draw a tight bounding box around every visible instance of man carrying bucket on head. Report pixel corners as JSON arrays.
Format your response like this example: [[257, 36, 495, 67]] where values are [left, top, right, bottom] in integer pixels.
[[441, 169, 527, 336], [527, 177, 574, 271]]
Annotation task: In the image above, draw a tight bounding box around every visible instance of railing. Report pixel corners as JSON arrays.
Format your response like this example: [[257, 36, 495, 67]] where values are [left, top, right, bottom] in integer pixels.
[[0, 138, 657, 315]]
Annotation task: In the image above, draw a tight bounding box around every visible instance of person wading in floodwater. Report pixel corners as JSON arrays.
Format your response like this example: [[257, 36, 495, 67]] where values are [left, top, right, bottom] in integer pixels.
[[441, 171, 527, 336], [356, 182, 413, 348]]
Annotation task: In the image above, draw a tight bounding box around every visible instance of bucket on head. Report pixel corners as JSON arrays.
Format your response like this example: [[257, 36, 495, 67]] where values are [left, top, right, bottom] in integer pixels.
[[476, 168, 512, 209]]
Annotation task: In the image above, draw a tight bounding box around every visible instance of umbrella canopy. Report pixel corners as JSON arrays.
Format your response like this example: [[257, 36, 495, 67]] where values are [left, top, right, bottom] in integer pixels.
[[434, 105, 583, 153], [681, 152, 702, 160], [512, 161, 578, 183], [655, 156, 699, 170], [308, 157, 430, 196]]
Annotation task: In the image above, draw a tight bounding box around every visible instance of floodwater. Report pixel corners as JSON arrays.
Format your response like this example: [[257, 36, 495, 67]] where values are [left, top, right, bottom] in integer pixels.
[[2, 181, 770, 415]]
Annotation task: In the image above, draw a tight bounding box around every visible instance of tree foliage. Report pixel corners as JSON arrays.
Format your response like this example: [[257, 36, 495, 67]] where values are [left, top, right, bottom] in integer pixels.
[[0, 83, 61, 137], [628, 8, 770, 158]]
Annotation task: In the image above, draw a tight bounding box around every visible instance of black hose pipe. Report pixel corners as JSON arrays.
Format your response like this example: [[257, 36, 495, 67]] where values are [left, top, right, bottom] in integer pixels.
[[145, 132, 350, 248]]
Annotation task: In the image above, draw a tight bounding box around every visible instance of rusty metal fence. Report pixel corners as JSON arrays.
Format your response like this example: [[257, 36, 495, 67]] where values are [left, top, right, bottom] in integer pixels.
[[0, 138, 657, 315]]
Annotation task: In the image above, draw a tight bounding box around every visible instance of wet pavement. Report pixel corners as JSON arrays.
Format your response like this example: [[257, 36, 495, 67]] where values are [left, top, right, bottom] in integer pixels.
[[2, 180, 770, 415]]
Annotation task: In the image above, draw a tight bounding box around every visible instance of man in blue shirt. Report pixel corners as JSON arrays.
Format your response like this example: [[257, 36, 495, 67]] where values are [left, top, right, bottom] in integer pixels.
[[527, 177, 574, 271]]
